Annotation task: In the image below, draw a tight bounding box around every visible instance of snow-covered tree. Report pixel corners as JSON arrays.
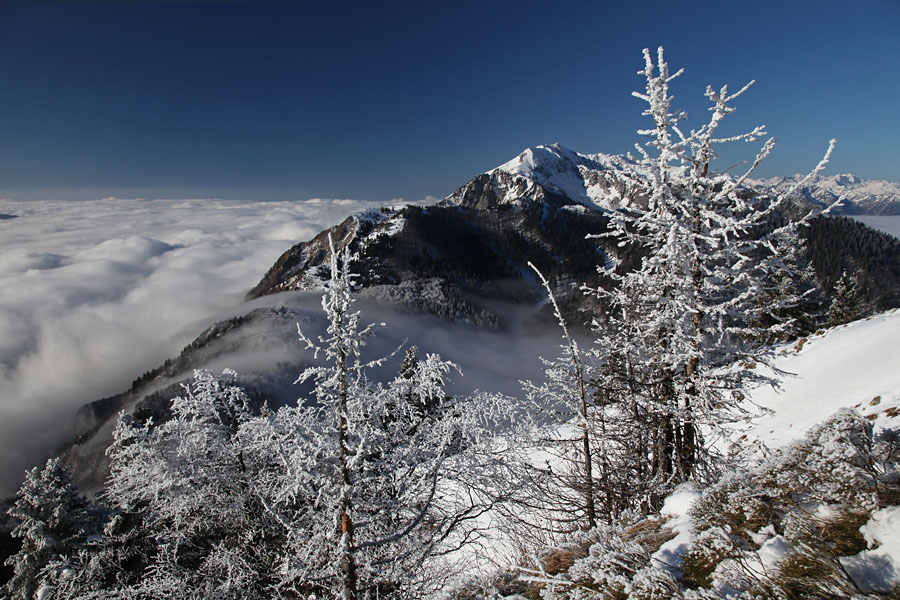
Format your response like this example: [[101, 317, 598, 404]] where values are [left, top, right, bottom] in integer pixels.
[[4, 458, 90, 600], [101, 369, 280, 599], [39, 509, 157, 600], [514, 49, 841, 531], [747, 262, 824, 345], [521, 263, 601, 532], [828, 268, 867, 326], [244, 233, 514, 599], [585, 47, 839, 507], [19, 238, 515, 599]]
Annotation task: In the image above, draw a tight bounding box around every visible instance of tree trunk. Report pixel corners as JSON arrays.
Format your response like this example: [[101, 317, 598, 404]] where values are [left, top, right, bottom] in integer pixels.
[[337, 342, 357, 600], [576, 364, 597, 530], [581, 420, 597, 529]]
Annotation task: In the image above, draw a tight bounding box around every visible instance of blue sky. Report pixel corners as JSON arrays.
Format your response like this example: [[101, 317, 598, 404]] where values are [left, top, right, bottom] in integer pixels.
[[0, 0, 897, 203]]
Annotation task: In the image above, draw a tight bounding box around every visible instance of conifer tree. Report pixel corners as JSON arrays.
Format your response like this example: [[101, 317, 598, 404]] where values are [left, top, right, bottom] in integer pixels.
[[828, 269, 866, 326], [5, 459, 89, 600], [521, 263, 599, 531], [102, 369, 279, 599], [585, 47, 839, 509]]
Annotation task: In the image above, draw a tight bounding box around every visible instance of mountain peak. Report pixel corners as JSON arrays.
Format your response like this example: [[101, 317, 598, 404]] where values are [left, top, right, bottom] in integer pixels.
[[443, 143, 641, 211], [833, 173, 862, 186]]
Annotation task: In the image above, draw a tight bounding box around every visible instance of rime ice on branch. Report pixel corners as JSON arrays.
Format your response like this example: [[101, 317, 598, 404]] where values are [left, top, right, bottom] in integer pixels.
[[584, 46, 840, 509]]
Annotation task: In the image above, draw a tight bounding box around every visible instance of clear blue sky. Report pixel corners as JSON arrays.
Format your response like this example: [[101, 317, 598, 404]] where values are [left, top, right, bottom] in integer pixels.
[[0, 0, 897, 203]]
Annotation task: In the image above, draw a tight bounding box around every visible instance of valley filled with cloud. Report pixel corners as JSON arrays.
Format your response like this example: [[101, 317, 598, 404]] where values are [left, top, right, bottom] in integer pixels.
[[0, 196, 383, 493]]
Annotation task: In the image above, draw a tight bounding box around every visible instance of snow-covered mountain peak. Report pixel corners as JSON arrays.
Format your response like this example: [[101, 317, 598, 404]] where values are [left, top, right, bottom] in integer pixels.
[[833, 173, 862, 186], [494, 144, 583, 177], [492, 144, 598, 208], [444, 143, 642, 211]]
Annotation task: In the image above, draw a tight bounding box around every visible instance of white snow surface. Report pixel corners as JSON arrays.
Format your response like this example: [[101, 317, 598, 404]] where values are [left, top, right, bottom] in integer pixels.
[[756, 535, 794, 571], [652, 483, 701, 573], [731, 309, 900, 458], [841, 506, 900, 593]]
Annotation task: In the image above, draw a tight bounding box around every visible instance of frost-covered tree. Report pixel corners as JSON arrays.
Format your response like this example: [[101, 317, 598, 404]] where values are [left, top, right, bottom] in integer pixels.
[[586, 47, 839, 507], [39, 509, 157, 600], [21, 239, 514, 599], [745, 224, 826, 344], [516, 49, 840, 529], [245, 234, 514, 599], [101, 369, 280, 599], [828, 269, 867, 326], [521, 263, 601, 532], [4, 458, 90, 600]]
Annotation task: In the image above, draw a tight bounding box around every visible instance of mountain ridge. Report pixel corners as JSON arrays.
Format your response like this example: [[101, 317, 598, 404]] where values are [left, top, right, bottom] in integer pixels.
[[445, 143, 900, 215], [750, 172, 900, 215], [247, 143, 900, 325], [441, 143, 646, 211]]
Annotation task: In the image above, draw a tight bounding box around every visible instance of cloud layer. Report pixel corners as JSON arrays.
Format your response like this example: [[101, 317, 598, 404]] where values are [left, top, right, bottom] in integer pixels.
[[0, 197, 381, 495]]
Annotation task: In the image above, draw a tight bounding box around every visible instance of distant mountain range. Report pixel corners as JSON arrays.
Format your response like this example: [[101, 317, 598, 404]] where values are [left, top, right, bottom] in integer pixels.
[[443, 143, 900, 215], [750, 173, 900, 215], [433, 143, 900, 215]]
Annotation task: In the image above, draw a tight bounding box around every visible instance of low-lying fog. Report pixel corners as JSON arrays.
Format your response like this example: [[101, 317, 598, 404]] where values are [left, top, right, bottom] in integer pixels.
[[0, 197, 386, 495]]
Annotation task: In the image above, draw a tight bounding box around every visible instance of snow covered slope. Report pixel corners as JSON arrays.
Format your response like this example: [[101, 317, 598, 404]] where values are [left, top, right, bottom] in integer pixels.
[[735, 308, 900, 456], [449, 311, 900, 591]]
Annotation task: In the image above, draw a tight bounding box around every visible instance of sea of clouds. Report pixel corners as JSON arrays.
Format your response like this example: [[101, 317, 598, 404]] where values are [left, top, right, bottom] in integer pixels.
[[853, 215, 900, 240], [0, 196, 389, 495]]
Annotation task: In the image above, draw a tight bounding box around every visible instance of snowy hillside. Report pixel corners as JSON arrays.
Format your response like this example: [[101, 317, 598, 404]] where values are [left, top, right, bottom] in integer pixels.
[[461, 311, 900, 598], [737, 308, 900, 455]]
